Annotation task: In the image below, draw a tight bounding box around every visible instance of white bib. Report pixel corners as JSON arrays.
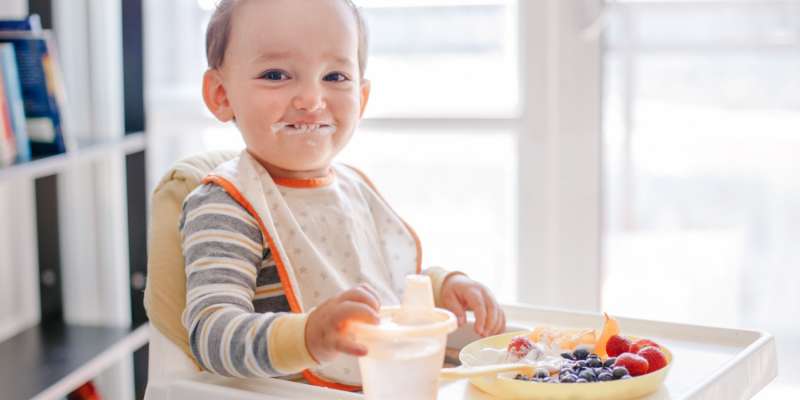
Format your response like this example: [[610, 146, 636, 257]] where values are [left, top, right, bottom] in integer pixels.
[[204, 151, 420, 387]]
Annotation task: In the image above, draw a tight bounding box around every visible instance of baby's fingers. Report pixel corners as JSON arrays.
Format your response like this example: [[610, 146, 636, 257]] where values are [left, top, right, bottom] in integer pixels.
[[336, 337, 369, 357], [335, 301, 380, 332], [464, 287, 487, 336], [442, 292, 467, 326], [488, 304, 506, 335], [339, 284, 381, 312]]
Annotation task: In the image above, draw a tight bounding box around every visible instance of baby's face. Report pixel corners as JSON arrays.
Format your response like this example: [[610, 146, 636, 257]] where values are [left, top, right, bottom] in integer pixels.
[[210, 0, 368, 175]]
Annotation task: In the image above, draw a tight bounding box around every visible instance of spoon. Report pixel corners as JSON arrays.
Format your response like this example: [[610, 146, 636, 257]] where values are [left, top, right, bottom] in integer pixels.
[[440, 363, 535, 380]]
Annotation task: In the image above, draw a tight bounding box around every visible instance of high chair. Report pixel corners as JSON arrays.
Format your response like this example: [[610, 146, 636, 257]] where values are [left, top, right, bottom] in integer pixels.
[[142, 150, 238, 398]]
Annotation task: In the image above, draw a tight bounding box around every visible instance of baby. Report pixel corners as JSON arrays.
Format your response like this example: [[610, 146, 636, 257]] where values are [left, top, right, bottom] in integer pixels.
[[180, 0, 506, 389]]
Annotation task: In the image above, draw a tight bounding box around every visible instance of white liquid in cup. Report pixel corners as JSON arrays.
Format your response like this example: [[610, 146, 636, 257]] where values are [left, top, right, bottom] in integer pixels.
[[358, 336, 446, 400]]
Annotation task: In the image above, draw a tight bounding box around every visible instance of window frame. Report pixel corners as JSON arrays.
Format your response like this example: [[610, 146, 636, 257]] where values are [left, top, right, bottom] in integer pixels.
[[366, 0, 605, 310]]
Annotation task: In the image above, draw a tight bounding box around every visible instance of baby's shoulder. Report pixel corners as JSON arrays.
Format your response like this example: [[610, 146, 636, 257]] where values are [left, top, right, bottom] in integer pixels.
[[182, 182, 241, 212]]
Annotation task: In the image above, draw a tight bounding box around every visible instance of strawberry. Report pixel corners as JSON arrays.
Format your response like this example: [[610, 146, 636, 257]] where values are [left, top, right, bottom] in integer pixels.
[[630, 339, 660, 354], [614, 352, 650, 376], [507, 335, 534, 358], [638, 347, 668, 373], [606, 334, 632, 357]]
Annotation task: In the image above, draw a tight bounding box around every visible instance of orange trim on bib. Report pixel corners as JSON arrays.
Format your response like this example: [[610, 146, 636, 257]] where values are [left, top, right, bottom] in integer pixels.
[[302, 370, 362, 392], [273, 170, 335, 188], [343, 165, 423, 274], [202, 175, 302, 313]]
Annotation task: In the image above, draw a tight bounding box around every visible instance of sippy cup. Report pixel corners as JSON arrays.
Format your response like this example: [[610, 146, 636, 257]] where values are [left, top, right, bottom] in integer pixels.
[[349, 275, 457, 400]]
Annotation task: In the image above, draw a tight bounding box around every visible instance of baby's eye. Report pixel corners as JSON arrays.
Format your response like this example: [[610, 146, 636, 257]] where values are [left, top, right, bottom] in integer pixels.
[[260, 70, 289, 81], [323, 72, 349, 82]]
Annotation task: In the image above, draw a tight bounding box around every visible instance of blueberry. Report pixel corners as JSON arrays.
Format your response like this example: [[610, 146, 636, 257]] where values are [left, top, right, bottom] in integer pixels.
[[587, 358, 602, 368], [561, 375, 577, 383], [576, 360, 587, 368], [612, 367, 629, 379], [604, 357, 616, 368], [588, 353, 600, 359], [579, 369, 597, 382], [573, 348, 590, 360], [535, 368, 549, 379], [514, 373, 530, 381], [561, 352, 576, 360], [594, 368, 605, 376], [620, 375, 632, 380], [598, 372, 613, 381], [576, 378, 588, 383]]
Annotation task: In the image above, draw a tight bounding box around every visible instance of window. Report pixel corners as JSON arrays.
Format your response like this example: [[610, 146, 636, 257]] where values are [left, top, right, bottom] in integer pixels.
[[602, 1, 800, 396], [358, 0, 518, 117]]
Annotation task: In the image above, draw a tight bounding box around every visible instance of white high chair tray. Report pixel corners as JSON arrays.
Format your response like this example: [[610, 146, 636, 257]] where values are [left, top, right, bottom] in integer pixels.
[[152, 304, 777, 400]]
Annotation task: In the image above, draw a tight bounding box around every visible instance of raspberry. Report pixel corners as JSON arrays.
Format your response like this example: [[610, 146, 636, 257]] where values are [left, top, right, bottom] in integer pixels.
[[507, 335, 534, 359], [614, 352, 649, 377], [630, 339, 660, 354], [606, 334, 632, 357], [638, 347, 668, 373]]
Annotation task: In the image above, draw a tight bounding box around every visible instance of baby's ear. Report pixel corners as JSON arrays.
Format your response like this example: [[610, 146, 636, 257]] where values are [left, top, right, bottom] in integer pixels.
[[358, 79, 371, 118], [202, 69, 235, 122]]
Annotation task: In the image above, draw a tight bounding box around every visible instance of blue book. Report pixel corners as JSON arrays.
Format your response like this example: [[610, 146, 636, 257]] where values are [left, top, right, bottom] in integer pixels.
[[0, 15, 42, 33], [0, 31, 69, 156], [0, 69, 15, 166], [0, 43, 31, 162]]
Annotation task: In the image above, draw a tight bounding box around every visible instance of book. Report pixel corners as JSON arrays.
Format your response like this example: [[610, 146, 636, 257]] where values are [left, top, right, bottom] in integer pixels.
[[0, 30, 71, 157], [0, 43, 31, 162], [0, 15, 42, 33], [0, 61, 16, 166]]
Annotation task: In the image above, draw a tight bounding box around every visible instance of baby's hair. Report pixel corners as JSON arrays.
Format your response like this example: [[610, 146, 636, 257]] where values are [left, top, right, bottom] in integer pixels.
[[205, 0, 368, 78]]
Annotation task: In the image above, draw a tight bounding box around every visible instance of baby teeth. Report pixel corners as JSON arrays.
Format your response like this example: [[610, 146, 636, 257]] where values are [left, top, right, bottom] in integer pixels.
[[272, 122, 336, 136], [293, 124, 316, 130]]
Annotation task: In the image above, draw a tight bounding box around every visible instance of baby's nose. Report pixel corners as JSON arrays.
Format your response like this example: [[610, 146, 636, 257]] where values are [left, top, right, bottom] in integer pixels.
[[292, 86, 326, 112]]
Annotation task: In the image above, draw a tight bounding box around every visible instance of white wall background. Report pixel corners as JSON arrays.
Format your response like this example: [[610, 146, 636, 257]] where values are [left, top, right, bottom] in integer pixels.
[[0, 0, 26, 18]]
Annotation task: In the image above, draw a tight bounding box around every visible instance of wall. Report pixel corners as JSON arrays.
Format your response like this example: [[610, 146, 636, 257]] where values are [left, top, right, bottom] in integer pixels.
[[0, 0, 26, 17]]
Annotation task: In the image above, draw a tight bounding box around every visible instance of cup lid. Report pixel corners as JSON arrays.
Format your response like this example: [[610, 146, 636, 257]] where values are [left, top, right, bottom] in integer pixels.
[[349, 306, 457, 339], [348, 275, 457, 339]]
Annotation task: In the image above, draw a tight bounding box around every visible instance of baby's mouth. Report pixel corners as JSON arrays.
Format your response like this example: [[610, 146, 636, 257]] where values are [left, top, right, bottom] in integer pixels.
[[271, 122, 337, 136]]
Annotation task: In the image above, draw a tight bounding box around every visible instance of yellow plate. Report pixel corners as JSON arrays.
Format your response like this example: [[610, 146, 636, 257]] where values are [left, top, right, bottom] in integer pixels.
[[459, 331, 672, 400]]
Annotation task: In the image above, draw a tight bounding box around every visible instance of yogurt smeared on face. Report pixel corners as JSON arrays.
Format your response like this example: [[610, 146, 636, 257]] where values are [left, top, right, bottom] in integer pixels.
[[271, 122, 337, 136]]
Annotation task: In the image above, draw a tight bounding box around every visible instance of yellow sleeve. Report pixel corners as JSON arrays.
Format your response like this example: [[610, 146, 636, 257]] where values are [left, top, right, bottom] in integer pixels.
[[423, 266, 467, 308], [267, 313, 319, 374]]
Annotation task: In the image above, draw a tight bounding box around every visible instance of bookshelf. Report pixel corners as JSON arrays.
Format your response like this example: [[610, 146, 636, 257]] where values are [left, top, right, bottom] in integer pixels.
[[0, 132, 146, 182], [0, 132, 150, 399], [0, 0, 150, 398], [0, 321, 149, 400]]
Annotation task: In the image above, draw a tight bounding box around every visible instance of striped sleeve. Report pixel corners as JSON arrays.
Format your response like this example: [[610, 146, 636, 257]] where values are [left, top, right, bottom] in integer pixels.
[[179, 183, 316, 377]]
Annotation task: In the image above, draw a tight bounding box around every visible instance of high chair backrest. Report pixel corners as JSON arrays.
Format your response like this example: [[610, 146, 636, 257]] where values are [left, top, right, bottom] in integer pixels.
[[143, 150, 238, 368]]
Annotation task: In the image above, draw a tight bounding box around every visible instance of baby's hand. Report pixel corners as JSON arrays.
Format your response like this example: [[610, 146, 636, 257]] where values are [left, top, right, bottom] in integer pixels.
[[440, 274, 506, 337], [305, 284, 381, 362]]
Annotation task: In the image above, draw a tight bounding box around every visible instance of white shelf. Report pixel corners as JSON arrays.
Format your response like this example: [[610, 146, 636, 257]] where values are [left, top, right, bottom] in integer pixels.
[[0, 132, 146, 182]]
